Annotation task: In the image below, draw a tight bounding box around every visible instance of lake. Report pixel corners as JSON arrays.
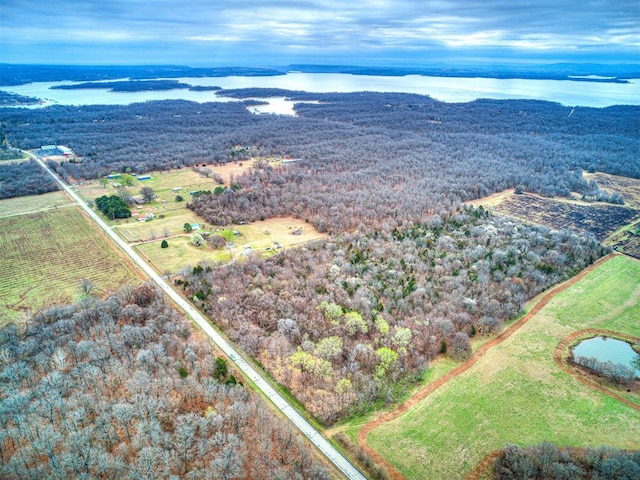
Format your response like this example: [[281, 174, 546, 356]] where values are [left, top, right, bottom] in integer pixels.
[[3, 72, 639, 112], [573, 336, 640, 377]]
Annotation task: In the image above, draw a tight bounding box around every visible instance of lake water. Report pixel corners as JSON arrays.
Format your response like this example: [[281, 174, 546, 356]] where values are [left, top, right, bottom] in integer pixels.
[[573, 337, 640, 377], [3, 72, 639, 112]]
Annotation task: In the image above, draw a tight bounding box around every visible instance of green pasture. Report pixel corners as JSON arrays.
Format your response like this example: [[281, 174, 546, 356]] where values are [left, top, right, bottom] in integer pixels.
[[130, 169, 215, 201], [79, 168, 215, 203], [364, 255, 640, 480]]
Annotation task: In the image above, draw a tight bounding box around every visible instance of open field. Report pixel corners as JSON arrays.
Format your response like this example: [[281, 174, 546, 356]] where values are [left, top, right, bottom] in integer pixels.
[[76, 168, 213, 203], [0, 156, 28, 164], [489, 192, 638, 241], [73, 167, 326, 273], [584, 172, 640, 209], [364, 255, 640, 480], [135, 217, 326, 273], [206, 161, 254, 184], [0, 207, 143, 323], [115, 209, 203, 242], [0, 190, 73, 217], [470, 174, 640, 256], [76, 162, 254, 204]]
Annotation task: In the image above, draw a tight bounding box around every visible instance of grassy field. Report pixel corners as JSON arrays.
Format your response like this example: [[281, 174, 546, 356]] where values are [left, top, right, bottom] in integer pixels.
[[365, 255, 640, 480], [135, 217, 326, 273], [73, 167, 326, 273], [0, 191, 73, 217], [0, 208, 142, 323], [78, 163, 253, 205], [115, 209, 203, 242]]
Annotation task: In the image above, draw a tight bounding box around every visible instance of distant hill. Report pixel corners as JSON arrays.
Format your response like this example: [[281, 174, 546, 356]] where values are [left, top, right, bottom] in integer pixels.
[[0, 64, 285, 86], [286, 63, 639, 83], [1, 62, 638, 86]]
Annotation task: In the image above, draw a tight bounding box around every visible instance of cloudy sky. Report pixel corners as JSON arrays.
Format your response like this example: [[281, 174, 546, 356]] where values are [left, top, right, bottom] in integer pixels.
[[1, 0, 638, 65]]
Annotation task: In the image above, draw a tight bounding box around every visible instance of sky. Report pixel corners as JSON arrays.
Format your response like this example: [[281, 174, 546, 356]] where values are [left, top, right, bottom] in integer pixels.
[[1, 0, 638, 66]]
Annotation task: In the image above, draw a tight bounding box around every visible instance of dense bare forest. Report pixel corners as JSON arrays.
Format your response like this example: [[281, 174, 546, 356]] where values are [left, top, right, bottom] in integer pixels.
[[0, 285, 330, 479], [1, 93, 637, 223], [0, 160, 58, 200], [182, 209, 605, 422]]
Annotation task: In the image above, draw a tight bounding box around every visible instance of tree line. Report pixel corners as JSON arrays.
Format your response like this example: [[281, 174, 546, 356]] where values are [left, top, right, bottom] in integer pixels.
[[495, 442, 640, 480], [0, 160, 58, 200], [0, 284, 330, 479]]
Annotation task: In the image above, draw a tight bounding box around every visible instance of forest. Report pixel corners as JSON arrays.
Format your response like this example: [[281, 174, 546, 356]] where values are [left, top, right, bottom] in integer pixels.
[[51, 80, 195, 92], [181, 209, 605, 422], [48, 80, 223, 93], [0, 91, 41, 107], [1, 92, 638, 229], [0, 285, 330, 480]]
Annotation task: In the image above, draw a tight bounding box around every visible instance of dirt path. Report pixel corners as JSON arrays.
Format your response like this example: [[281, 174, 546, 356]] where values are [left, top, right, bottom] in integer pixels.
[[355, 253, 618, 480], [465, 450, 501, 480]]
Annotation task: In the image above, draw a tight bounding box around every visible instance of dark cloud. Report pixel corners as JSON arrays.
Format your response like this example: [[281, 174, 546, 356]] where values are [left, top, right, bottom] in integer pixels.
[[1, 0, 637, 64]]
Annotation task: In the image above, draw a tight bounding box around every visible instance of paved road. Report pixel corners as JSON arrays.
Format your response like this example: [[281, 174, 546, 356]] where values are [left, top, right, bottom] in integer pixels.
[[29, 153, 368, 480]]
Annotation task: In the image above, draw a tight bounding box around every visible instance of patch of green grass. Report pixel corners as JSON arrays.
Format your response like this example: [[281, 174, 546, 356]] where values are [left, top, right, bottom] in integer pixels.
[[133, 169, 214, 194], [135, 236, 227, 274], [0, 208, 142, 322], [366, 255, 640, 480]]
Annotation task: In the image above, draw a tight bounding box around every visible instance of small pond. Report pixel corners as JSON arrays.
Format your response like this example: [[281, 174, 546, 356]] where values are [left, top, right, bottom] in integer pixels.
[[573, 337, 640, 377]]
